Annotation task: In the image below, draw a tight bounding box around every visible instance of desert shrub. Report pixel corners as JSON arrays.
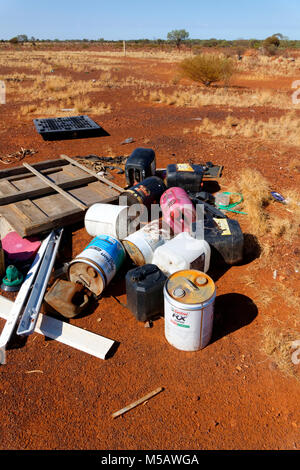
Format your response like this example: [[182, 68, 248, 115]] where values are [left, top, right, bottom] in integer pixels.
[[179, 54, 235, 86]]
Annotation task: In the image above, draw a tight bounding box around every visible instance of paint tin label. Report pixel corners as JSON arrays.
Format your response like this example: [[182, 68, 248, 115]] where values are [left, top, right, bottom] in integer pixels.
[[83, 236, 125, 283], [164, 270, 216, 351]]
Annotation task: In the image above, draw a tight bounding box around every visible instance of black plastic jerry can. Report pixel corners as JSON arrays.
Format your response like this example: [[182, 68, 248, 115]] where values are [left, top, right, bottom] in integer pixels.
[[166, 163, 204, 193], [125, 148, 156, 186], [125, 264, 167, 322], [120, 176, 167, 209]]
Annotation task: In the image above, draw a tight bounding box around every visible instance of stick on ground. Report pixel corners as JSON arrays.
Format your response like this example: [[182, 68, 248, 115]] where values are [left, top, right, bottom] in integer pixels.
[[112, 387, 164, 419]]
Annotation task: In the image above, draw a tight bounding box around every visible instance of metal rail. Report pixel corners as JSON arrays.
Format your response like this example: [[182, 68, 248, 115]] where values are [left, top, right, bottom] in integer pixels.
[[17, 229, 63, 336]]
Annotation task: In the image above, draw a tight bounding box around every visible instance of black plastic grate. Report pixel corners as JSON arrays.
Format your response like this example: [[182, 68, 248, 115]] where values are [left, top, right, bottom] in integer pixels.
[[33, 115, 110, 141]]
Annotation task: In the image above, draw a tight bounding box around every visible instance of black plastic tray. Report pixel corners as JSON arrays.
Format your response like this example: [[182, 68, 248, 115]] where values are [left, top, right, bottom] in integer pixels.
[[33, 115, 110, 141]]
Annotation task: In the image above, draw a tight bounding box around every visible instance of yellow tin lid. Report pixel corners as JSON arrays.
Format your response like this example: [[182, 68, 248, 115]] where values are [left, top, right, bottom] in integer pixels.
[[166, 269, 215, 304]]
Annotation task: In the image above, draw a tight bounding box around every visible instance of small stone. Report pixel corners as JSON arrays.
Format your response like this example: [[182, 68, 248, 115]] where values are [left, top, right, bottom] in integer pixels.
[[236, 366, 242, 372]]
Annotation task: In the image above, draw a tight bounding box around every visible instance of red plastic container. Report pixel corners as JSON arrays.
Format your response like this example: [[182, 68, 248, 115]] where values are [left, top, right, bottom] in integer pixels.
[[160, 187, 196, 235]]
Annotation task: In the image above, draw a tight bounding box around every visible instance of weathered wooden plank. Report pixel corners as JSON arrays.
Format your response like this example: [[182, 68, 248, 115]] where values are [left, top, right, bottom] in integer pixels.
[[0, 174, 96, 205], [34, 193, 78, 217], [23, 163, 87, 211], [6, 166, 65, 182], [0, 158, 120, 237], [12, 200, 49, 225], [0, 159, 68, 178], [0, 180, 18, 197], [60, 154, 124, 193]]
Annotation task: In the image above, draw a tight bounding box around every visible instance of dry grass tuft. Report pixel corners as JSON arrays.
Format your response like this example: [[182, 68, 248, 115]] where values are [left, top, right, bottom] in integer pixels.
[[288, 157, 300, 173], [196, 112, 300, 145], [229, 169, 271, 236], [141, 87, 292, 110], [261, 324, 300, 380]]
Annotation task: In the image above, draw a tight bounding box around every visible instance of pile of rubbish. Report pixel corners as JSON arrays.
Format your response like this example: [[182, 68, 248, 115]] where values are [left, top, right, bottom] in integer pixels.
[[0, 147, 245, 361]]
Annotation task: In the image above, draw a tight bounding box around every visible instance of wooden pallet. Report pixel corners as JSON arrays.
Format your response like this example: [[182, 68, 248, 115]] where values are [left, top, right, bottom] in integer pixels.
[[0, 155, 123, 237]]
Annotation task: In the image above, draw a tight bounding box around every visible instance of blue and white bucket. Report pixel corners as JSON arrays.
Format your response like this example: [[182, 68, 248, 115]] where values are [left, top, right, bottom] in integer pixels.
[[68, 235, 125, 296]]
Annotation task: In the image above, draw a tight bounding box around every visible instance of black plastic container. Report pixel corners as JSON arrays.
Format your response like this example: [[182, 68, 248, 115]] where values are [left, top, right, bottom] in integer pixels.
[[126, 264, 167, 322], [192, 215, 244, 265], [120, 176, 166, 209], [33, 116, 109, 141], [166, 163, 204, 193], [125, 148, 156, 186]]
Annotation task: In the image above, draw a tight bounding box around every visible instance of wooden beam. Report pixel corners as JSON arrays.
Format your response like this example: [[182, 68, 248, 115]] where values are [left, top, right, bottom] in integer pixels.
[[0, 173, 96, 206], [0, 159, 68, 178], [23, 163, 87, 211], [60, 154, 124, 193]]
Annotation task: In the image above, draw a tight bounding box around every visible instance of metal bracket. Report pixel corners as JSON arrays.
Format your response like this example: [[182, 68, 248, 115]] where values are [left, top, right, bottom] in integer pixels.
[[17, 229, 63, 336]]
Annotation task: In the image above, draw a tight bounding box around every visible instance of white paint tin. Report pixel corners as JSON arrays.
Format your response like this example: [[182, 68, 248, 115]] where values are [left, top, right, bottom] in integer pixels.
[[164, 270, 216, 351], [85, 203, 129, 239]]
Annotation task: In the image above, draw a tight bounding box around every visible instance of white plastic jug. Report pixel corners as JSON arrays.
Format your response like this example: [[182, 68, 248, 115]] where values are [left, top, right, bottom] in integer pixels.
[[152, 232, 211, 276]]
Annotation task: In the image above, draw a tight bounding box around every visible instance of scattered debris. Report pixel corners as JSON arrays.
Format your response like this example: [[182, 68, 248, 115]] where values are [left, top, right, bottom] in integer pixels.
[[0, 148, 37, 165], [76, 154, 128, 178], [44, 279, 91, 319], [25, 370, 44, 374], [120, 137, 135, 145], [2, 231, 41, 263], [1, 265, 23, 292], [112, 387, 164, 419], [271, 191, 287, 204]]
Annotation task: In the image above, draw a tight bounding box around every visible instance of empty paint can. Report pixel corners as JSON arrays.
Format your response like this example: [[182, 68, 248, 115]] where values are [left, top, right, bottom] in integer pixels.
[[164, 269, 216, 351], [68, 235, 125, 296], [160, 187, 196, 235], [122, 219, 172, 266], [85, 203, 130, 239]]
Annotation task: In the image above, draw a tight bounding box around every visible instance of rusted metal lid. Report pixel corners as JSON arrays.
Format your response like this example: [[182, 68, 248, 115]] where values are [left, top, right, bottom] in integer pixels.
[[166, 269, 215, 304], [68, 260, 105, 297]]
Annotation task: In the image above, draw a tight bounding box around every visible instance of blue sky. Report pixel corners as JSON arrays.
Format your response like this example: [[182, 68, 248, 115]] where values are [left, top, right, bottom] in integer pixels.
[[0, 0, 299, 40]]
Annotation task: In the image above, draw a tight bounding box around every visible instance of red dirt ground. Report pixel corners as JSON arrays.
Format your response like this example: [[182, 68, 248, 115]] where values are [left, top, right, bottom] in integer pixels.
[[0, 47, 299, 451]]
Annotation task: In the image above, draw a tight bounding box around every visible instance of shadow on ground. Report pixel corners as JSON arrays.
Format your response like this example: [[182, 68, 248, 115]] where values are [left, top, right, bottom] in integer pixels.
[[211, 293, 258, 343]]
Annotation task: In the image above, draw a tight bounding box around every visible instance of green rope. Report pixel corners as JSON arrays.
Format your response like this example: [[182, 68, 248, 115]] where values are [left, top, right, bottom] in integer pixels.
[[216, 192, 248, 215]]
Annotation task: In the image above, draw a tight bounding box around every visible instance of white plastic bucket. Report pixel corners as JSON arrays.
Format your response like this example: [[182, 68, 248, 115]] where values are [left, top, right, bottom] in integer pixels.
[[152, 232, 211, 276], [164, 270, 216, 351], [85, 204, 129, 239]]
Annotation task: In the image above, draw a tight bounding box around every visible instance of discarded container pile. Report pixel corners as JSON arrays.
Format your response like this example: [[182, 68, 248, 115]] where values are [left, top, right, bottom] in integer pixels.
[[0, 147, 245, 361]]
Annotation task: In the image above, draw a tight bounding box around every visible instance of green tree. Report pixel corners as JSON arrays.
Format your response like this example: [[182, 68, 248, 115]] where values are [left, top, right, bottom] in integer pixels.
[[264, 34, 281, 48], [167, 29, 189, 49]]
